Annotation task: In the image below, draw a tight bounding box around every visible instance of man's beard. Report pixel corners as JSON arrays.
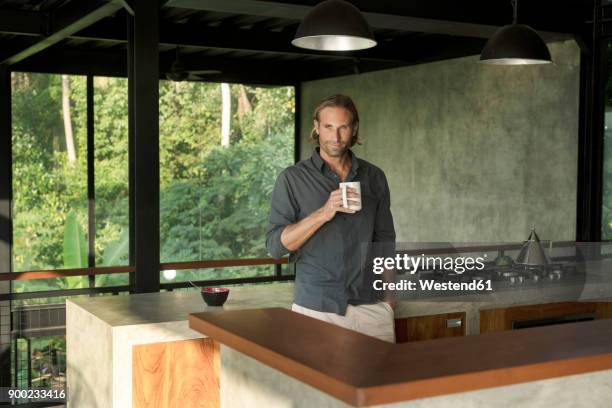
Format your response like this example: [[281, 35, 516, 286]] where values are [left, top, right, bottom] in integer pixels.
[[321, 142, 348, 157]]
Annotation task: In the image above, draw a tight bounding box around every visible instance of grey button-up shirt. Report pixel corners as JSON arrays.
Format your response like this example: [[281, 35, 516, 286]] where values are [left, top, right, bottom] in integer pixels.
[[266, 148, 396, 315]]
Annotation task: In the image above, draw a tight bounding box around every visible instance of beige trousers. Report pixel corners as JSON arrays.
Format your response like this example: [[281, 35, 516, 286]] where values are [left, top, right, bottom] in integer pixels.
[[291, 302, 396, 343]]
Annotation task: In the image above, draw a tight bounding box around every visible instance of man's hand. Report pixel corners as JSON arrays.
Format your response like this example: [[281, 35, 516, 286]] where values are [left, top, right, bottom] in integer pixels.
[[384, 300, 396, 310], [318, 188, 359, 222], [279, 188, 359, 253]]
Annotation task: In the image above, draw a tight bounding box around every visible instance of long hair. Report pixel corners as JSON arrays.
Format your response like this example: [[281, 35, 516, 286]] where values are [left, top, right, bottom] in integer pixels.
[[309, 94, 361, 147]]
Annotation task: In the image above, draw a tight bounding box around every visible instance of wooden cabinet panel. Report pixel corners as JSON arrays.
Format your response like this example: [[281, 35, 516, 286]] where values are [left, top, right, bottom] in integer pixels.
[[480, 302, 612, 334], [133, 338, 219, 408], [479, 308, 509, 333], [395, 312, 465, 343], [596, 302, 612, 319]]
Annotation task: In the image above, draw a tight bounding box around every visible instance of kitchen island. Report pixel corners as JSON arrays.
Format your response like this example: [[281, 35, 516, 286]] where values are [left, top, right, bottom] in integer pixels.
[[66, 282, 295, 407], [67, 282, 474, 408], [190, 307, 612, 408], [67, 275, 612, 407]]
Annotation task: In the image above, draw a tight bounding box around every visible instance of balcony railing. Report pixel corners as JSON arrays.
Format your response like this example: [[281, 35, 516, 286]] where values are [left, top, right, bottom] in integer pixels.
[[1, 256, 293, 405], [0, 257, 292, 301]]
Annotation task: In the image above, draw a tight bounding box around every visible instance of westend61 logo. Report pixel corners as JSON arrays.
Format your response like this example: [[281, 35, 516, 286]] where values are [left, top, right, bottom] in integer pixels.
[[372, 253, 487, 275]]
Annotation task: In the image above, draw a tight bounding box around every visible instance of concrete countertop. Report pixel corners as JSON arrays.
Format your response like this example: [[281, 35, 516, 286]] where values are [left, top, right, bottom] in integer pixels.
[[66, 275, 612, 407], [68, 281, 295, 327], [68, 270, 612, 336]]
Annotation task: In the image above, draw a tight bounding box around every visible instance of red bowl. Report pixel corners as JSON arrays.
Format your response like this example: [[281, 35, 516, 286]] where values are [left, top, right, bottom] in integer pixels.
[[201, 287, 229, 306]]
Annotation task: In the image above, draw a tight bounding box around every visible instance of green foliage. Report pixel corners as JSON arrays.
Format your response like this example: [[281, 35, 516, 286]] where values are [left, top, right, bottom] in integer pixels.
[[158, 82, 294, 280], [92, 77, 130, 266], [14, 336, 66, 391], [12, 73, 88, 271], [102, 229, 130, 266], [62, 211, 87, 268], [6, 75, 282, 392], [12, 74, 295, 286]]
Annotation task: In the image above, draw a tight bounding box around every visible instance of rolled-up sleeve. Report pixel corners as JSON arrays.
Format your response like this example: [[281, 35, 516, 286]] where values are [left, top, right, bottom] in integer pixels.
[[373, 171, 396, 255], [372, 171, 396, 298], [266, 170, 299, 259]]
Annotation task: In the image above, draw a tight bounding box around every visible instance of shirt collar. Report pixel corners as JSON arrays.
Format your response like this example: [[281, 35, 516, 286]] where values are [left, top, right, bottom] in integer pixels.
[[312, 147, 360, 174]]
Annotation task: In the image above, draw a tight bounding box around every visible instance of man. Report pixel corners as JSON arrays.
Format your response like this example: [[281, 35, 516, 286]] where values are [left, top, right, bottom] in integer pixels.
[[266, 94, 396, 343]]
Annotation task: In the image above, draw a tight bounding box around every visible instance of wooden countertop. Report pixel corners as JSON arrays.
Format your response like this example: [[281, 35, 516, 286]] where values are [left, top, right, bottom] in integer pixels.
[[189, 308, 612, 407]]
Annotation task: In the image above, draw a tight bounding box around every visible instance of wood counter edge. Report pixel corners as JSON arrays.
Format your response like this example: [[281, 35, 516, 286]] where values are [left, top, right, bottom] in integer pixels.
[[189, 308, 612, 407], [188, 312, 362, 406], [358, 352, 612, 406]]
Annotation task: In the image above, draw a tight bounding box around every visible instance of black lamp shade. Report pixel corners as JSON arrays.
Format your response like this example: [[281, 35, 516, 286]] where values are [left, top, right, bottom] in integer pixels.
[[480, 24, 552, 65], [292, 0, 376, 51]]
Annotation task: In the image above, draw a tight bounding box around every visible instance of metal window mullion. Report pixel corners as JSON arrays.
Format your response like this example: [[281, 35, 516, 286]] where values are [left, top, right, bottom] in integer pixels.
[[13, 339, 17, 387], [294, 82, 301, 164], [129, 0, 160, 293], [127, 13, 135, 291], [26, 337, 31, 388], [292, 82, 301, 279], [0, 65, 13, 389], [591, 5, 606, 241], [87, 75, 96, 292], [275, 263, 282, 277], [576, 1, 606, 241]]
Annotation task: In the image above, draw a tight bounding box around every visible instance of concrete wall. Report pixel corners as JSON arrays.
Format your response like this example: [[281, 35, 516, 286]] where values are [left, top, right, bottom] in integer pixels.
[[299, 40, 580, 242]]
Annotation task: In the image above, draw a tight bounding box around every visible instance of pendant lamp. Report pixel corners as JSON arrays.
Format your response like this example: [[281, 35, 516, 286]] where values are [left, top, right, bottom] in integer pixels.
[[292, 0, 376, 51], [479, 0, 551, 65]]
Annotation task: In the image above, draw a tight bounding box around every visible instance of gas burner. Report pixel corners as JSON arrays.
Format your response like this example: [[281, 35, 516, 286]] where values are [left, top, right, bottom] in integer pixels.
[[509, 274, 525, 285], [410, 261, 582, 291], [530, 272, 542, 283], [501, 270, 520, 278]]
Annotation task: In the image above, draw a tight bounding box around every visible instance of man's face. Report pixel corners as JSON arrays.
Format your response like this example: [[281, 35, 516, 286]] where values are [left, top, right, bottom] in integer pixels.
[[314, 106, 355, 158]]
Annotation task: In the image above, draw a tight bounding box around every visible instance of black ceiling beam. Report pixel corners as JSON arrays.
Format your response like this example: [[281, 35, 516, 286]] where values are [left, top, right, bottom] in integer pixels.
[[73, 17, 417, 63], [165, 0, 576, 40], [184, 35, 486, 83], [72, 15, 488, 66], [11, 47, 299, 85], [159, 51, 308, 84], [0, 0, 123, 65], [295, 35, 487, 81], [0, 9, 47, 36], [159, 21, 411, 62], [11, 48, 128, 77], [250, 17, 290, 32], [9, 23, 488, 83]]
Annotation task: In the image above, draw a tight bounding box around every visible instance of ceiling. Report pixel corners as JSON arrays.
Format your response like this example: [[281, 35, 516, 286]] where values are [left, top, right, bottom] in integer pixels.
[[0, 0, 595, 85]]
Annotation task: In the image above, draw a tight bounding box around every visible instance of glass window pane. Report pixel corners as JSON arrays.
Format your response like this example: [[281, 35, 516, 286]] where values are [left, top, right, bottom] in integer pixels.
[[93, 77, 129, 269], [159, 82, 295, 266], [161, 265, 275, 284], [605, 42, 612, 239], [12, 73, 88, 290]]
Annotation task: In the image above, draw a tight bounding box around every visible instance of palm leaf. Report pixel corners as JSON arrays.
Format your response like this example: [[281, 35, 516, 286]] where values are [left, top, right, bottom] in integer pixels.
[[63, 211, 87, 268], [102, 229, 129, 266]]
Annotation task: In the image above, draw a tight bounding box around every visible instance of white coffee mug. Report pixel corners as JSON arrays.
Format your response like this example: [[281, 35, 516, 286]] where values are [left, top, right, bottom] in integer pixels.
[[339, 181, 362, 211]]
